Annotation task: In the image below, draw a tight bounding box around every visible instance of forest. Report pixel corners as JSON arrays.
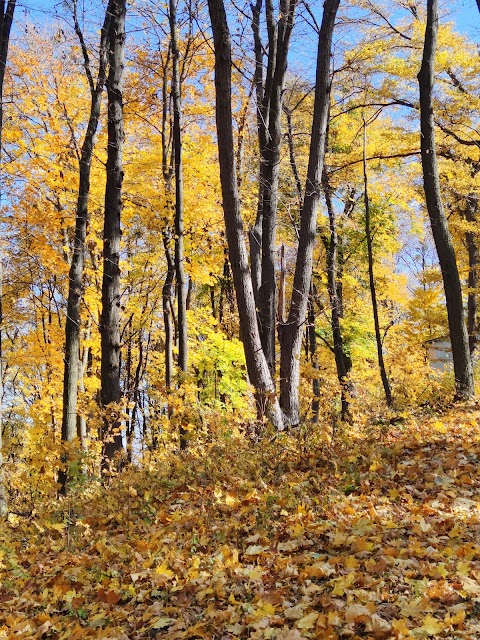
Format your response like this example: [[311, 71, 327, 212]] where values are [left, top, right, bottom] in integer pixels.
[[0, 0, 480, 637]]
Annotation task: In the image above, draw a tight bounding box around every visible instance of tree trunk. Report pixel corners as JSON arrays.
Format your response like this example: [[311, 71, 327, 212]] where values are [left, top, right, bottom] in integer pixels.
[[60, 2, 111, 492], [100, 0, 126, 464], [363, 117, 393, 407], [322, 167, 353, 419], [307, 285, 320, 423], [279, 0, 339, 427], [466, 195, 478, 354], [162, 229, 175, 390], [0, 0, 15, 517], [169, 0, 188, 449], [418, 0, 474, 400], [254, 0, 298, 376], [207, 0, 284, 430]]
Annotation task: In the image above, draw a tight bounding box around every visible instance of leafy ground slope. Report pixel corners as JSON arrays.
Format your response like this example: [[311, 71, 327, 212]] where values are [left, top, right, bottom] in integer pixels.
[[1, 406, 480, 639]]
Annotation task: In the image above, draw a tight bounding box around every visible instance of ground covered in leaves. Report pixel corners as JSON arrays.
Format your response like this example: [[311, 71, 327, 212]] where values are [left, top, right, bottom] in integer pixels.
[[2, 406, 480, 639]]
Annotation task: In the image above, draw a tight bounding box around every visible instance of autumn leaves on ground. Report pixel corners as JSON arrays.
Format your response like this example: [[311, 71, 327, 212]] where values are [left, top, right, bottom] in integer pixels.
[[1, 405, 480, 640]]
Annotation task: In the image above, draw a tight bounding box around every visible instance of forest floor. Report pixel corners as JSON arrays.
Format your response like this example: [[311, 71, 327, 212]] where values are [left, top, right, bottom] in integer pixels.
[[1, 404, 480, 639]]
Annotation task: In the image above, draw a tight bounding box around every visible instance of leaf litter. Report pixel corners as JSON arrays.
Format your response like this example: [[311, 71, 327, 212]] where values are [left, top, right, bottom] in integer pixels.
[[1, 405, 480, 639]]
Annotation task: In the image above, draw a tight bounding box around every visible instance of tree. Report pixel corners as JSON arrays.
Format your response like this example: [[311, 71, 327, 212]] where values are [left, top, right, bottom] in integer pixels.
[[0, 0, 15, 516], [100, 0, 126, 463], [250, 0, 298, 375], [363, 115, 393, 406], [169, 0, 188, 448], [207, 0, 284, 430], [60, 1, 112, 492], [278, 0, 340, 426], [417, 0, 474, 400]]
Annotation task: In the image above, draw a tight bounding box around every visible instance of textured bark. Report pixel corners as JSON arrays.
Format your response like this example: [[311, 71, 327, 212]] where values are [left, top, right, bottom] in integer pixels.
[[418, 0, 474, 400], [60, 2, 111, 492], [162, 230, 175, 390], [169, 0, 188, 448], [170, 0, 187, 376], [322, 168, 353, 419], [363, 119, 393, 407], [0, 0, 15, 517], [100, 0, 126, 463], [252, 0, 298, 376], [160, 45, 175, 395], [466, 195, 478, 354], [207, 0, 284, 430], [279, 0, 339, 426], [307, 286, 320, 423]]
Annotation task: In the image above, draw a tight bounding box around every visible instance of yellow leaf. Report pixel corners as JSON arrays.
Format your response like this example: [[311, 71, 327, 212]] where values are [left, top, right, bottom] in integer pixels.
[[151, 617, 176, 630], [432, 420, 447, 433], [154, 564, 174, 578], [419, 615, 445, 636], [296, 611, 318, 629]]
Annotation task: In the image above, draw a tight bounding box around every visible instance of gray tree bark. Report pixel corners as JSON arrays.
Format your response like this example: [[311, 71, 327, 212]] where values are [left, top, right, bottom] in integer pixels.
[[363, 117, 393, 407], [0, 0, 16, 517], [60, 1, 111, 493], [465, 194, 478, 354], [322, 168, 353, 419], [279, 0, 339, 426], [100, 0, 126, 463], [169, 0, 188, 449], [250, 0, 298, 376], [418, 0, 474, 400], [207, 0, 284, 430]]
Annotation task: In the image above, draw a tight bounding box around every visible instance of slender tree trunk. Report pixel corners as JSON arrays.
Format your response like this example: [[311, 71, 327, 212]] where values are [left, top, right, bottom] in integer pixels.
[[307, 285, 320, 423], [466, 195, 478, 354], [169, 0, 188, 449], [100, 0, 126, 464], [76, 318, 92, 451], [160, 45, 175, 394], [162, 230, 175, 390], [249, 0, 265, 302], [60, 2, 111, 492], [322, 167, 353, 419], [363, 117, 393, 407], [279, 0, 339, 427], [0, 0, 15, 517], [207, 0, 284, 430], [418, 0, 474, 400]]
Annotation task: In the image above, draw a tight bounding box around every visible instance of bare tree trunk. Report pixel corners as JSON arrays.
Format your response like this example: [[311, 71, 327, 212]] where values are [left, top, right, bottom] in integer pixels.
[[466, 195, 478, 354], [252, 0, 298, 376], [100, 0, 126, 464], [322, 167, 353, 419], [279, 0, 339, 427], [363, 117, 393, 407], [0, 0, 15, 516], [169, 0, 188, 449], [418, 0, 474, 400], [60, 1, 111, 493], [76, 318, 92, 451], [162, 230, 175, 390], [207, 0, 284, 430], [307, 285, 320, 423]]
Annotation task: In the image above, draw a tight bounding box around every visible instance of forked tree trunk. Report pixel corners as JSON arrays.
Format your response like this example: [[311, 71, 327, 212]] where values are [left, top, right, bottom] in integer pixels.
[[250, 0, 298, 376], [0, 0, 16, 516], [279, 0, 339, 427], [60, 2, 111, 493], [418, 0, 474, 400], [100, 0, 126, 463], [207, 0, 284, 430]]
